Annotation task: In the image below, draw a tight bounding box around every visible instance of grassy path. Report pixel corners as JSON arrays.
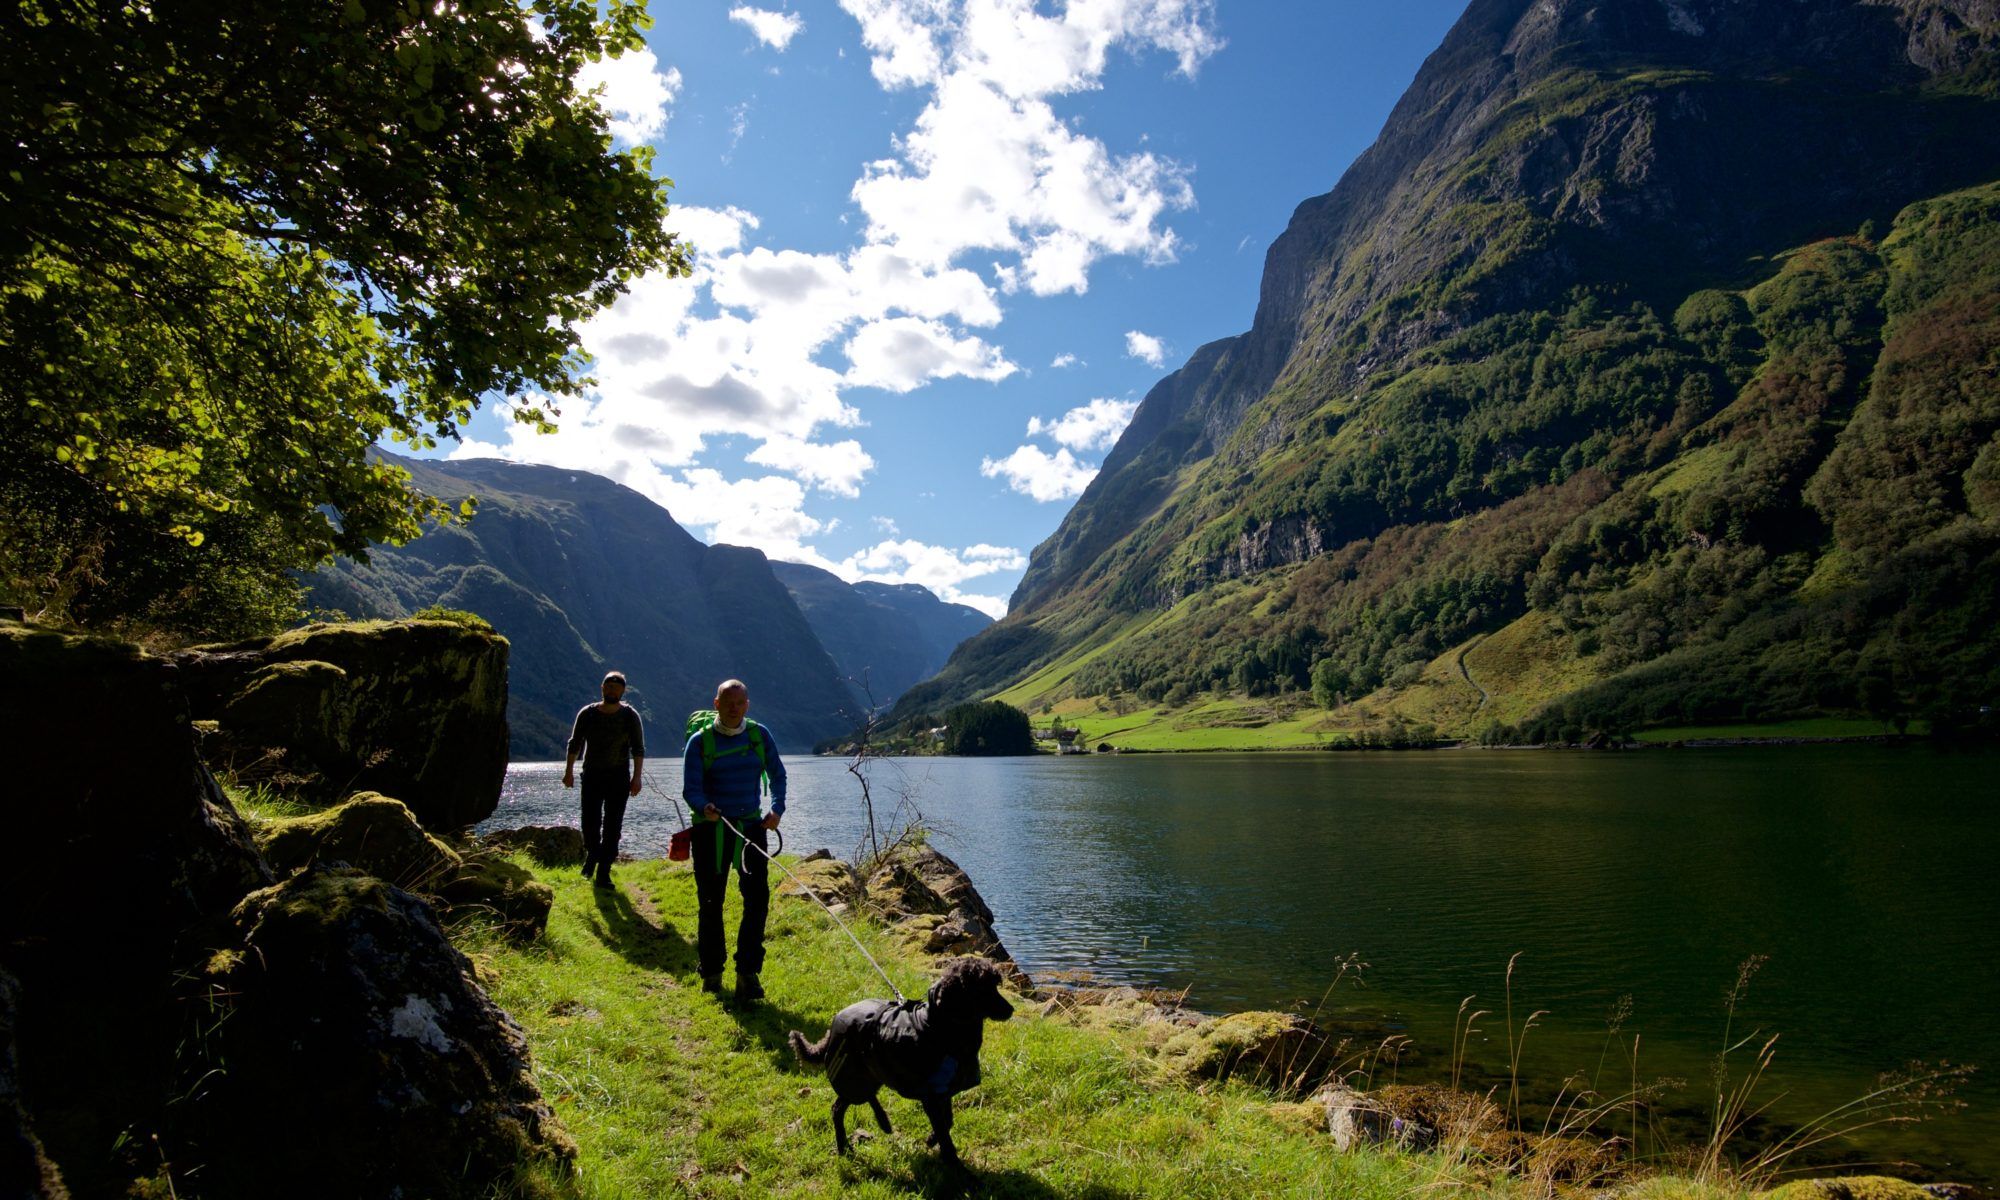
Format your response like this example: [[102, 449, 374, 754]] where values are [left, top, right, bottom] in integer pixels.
[[465, 856, 1529, 1200]]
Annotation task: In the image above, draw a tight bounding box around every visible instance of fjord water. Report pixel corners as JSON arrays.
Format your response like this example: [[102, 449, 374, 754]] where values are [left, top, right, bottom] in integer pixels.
[[485, 745, 1999, 1180]]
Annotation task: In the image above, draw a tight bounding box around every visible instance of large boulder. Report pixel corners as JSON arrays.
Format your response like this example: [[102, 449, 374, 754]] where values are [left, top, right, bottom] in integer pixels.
[[436, 857, 557, 940], [175, 619, 510, 830], [0, 620, 559, 1196], [0, 622, 270, 1195], [192, 869, 573, 1197]]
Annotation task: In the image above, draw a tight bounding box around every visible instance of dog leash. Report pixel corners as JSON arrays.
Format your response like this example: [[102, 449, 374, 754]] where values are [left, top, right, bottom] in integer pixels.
[[712, 811, 907, 1002]]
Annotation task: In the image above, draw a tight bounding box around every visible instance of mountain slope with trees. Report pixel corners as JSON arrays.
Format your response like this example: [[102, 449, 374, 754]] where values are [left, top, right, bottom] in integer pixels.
[[310, 454, 862, 757], [895, 0, 2000, 743]]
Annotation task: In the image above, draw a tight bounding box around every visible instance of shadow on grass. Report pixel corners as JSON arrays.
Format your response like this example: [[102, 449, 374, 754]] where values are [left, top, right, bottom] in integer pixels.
[[714, 978, 828, 1071], [587, 876, 698, 975], [861, 1155, 1132, 1200]]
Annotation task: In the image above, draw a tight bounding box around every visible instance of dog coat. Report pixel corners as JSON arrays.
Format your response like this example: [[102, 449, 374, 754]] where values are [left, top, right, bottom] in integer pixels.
[[824, 997, 984, 1099]]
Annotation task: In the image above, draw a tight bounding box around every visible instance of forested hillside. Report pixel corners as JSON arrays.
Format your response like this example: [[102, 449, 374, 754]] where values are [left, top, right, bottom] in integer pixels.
[[895, 0, 2000, 743], [310, 454, 860, 756]]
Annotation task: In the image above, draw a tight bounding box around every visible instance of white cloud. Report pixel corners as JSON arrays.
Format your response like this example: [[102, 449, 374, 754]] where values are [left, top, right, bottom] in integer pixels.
[[574, 47, 681, 145], [745, 435, 875, 497], [1125, 329, 1167, 367], [834, 537, 1024, 617], [671, 205, 760, 259], [1049, 352, 1078, 368], [980, 444, 1097, 501], [730, 6, 806, 50], [841, 0, 1217, 295], [1026, 396, 1138, 452], [871, 515, 901, 534], [843, 317, 1016, 392], [477, 4, 1218, 580]]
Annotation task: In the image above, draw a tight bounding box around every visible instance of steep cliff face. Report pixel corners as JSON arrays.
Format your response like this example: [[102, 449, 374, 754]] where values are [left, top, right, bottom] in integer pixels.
[[904, 0, 2000, 734], [310, 454, 859, 754]]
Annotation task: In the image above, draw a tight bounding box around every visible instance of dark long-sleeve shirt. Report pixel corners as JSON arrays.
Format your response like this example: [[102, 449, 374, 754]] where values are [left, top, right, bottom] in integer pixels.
[[567, 702, 644, 775]]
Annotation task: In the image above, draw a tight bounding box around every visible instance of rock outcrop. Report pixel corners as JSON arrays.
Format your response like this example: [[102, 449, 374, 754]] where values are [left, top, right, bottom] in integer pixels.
[[0, 622, 270, 1195], [776, 843, 1029, 987], [0, 619, 565, 1197], [176, 618, 510, 829], [190, 869, 573, 1197], [861, 845, 1020, 972]]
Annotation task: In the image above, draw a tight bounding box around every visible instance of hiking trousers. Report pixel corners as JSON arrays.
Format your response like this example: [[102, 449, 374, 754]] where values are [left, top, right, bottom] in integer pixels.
[[580, 770, 630, 870], [692, 818, 769, 977]]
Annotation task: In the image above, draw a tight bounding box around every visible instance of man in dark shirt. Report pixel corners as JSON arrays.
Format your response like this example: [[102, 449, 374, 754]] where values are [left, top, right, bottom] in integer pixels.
[[563, 671, 645, 888]]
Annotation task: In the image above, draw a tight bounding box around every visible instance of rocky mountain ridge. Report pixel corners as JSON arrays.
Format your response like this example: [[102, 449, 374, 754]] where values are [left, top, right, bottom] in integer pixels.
[[896, 0, 2000, 739], [310, 454, 981, 754]]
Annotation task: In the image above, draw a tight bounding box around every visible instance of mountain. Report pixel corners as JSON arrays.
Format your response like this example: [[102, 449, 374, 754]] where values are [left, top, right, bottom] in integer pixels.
[[895, 0, 2000, 742], [768, 561, 991, 712], [308, 454, 861, 757]]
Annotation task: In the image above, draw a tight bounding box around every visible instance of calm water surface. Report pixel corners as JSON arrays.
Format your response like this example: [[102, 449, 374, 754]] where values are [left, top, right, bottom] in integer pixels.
[[482, 745, 2000, 1180]]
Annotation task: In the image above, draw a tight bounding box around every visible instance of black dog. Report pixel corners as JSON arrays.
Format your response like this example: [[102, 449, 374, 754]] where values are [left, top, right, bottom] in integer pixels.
[[788, 956, 1014, 1167]]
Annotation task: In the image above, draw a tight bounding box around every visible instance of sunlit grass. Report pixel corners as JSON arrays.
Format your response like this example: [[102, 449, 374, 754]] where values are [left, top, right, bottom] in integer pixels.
[[464, 856, 1501, 1198]]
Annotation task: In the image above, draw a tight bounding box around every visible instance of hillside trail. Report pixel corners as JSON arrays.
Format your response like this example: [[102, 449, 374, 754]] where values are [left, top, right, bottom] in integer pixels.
[[1457, 636, 1490, 711]]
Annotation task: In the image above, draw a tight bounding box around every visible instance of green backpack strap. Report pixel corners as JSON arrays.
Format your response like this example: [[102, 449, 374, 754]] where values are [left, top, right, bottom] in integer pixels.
[[699, 722, 768, 794]]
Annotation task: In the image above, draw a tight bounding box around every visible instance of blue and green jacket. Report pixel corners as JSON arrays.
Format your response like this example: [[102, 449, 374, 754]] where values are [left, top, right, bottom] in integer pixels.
[[682, 721, 786, 821]]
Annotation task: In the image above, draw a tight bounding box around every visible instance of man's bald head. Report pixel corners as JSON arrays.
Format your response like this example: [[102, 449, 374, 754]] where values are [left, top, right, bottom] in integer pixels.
[[714, 679, 749, 726]]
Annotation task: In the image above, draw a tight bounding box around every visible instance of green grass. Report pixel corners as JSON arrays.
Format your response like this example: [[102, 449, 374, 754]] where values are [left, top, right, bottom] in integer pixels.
[[1629, 718, 1918, 743], [459, 857, 1514, 1199], [988, 610, 1169, 711], [1054, 697, 1338, 751]]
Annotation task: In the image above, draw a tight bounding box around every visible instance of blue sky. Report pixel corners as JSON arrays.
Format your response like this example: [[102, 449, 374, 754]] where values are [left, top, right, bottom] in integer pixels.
[[448, 0, 1467, 616]]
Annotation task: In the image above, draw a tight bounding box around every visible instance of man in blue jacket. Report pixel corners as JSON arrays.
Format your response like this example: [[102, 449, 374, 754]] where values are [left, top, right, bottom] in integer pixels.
[[683, 678, 786, 1001]]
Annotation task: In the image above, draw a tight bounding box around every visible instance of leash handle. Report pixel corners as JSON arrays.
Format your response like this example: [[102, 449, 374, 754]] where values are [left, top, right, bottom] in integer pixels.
[[712, 812, 906, 1003]]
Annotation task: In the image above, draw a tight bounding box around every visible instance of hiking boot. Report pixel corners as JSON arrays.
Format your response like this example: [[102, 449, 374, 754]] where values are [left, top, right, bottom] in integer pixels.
[[580, 854, 596, 878], [593, 867, 614, 889], [735, 971, 764, 1002], [700, 974, 724, 995]]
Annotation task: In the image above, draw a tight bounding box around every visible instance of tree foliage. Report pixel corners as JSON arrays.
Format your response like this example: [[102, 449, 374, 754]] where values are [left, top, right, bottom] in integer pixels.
[[0, 0, 688, 638], [942, 701, 1035, 757]]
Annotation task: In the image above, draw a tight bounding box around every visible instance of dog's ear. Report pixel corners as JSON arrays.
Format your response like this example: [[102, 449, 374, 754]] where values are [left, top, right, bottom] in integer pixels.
[[927, 956, 979, 1010]]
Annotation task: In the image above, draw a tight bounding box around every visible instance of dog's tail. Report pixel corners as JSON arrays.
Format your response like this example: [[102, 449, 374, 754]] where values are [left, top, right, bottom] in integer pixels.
[[788, 1029, 831, 1067]]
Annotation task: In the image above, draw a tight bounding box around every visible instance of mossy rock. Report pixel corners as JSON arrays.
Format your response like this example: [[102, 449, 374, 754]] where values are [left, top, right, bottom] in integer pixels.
[[1766, 1178, 1934, 1200], [197, 868, 572, 1195], [437, 857, 555, 940], [481, 825, 585, 867], [175, 619, 510, 829], [1267, 1100, 1330, 1137], [1159, 1010, 1329, 1091], [256, 792, 462, 889], [777, 856, 859, 903]]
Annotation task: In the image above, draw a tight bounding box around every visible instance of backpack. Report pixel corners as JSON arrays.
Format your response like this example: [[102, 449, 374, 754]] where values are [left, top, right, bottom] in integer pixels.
[[686, 709, 770, 794]]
